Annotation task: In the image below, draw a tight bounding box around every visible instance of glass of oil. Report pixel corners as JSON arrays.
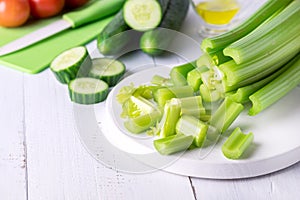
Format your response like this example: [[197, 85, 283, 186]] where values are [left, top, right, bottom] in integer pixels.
[[191, 0, 240, 37]]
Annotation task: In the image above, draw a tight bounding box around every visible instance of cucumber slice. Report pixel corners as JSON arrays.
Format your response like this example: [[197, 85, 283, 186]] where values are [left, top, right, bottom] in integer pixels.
[[88, 58, 126, 86], [50, 46, 91, 84], [123, 0, 162, 31], [68, 77, 109, 104]]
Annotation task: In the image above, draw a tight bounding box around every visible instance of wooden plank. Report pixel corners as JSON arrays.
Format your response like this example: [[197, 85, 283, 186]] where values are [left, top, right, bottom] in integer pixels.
[[190, 162, 300, 200], [0, 67, 27, 200]]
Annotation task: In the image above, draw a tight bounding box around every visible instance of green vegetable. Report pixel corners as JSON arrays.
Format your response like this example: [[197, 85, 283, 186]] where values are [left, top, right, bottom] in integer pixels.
[[201, 0, 293, 53], [249, 53, 300, 116], [222, 127, 254, 160], [171, 96, 206, 118], [97, 10, 131, 55], [68, 77, 109, 104], [159, 100, 181, 138], [187, 65, 209, 91], [153, 85, 194, 107], [50, 46, 91, 84], [151, 75, 173, 86], [123, 0, 163, 31], [153, 134, 194, 155], [229, 59, 292, 103], [88, 58, 126, 86], [140, 0, 189, 55], [223, 1, 300, 64], [220, 34, 300, 88], [176, 115, 208, 147], [170, 61, 196, 86], [209, 98, 244, 133], [124, 110, 162, 133]]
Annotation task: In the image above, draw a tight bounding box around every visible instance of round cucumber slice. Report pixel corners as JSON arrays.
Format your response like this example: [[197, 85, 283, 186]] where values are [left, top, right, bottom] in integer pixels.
[[89, 58, 126, 86], [50, 46, 91, 84], [68, 77, 109, 104], [123, 0, 162, 31]]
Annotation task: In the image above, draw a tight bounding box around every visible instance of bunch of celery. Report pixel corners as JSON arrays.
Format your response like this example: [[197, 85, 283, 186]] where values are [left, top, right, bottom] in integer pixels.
[[116, 0, 300, 159]]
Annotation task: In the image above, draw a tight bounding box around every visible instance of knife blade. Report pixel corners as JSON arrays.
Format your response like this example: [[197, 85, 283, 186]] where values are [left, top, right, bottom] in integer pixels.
[[0, 0, 124, 56]]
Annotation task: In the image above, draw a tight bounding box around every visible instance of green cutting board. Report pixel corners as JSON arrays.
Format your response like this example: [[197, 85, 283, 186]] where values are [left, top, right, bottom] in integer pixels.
[[0, 16, 113, 74]]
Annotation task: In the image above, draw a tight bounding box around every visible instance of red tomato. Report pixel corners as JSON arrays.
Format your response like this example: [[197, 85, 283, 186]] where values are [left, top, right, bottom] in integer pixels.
[[29, 0, 65, 18], [0, 0, 30, 27], [65, 0, 89, 9]]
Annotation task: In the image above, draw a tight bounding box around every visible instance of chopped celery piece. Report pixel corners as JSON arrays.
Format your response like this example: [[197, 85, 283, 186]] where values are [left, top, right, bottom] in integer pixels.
[[222, 127, 254, 159], [121, 96, 158, 118], [170, 61, 196, 86], [220, 34, 300, 88], [159, 100, 181, 138], [124, 110, 162, 134], [208, 49, 232, 66], [229, 61, 291, 103], [172, 96, 206, 118], [224, 1, 300, 64], [116, 83, 136, 104], [153, 85, 194, 107], [209, 97, 244, 133], [176, 115, 208, 147], [151, 75, 173, 86], [154, 134, 194, 155], [200, 84, 223, 102], [187, 66, 209, 91], [201, 0, 293, 53], [117, 83, 158, 103], [249, 53, 300, 116]]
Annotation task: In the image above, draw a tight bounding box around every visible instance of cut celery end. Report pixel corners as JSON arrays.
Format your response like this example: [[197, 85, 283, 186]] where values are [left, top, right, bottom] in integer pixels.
[[170, 61, 196, 86], [222, 127, 254, 160], [200, 0, 293, 52], [209, 97, 244, 133], [196, 53, 214, 69], [160, 101, 181, 138], [124, 110, 162, 134], [172, 96, 206, 118], [153, 85, 194, 107], [154, 134, 194, 155], [249, 53, 300, 116], [187, 66, 209, 91], [176, 115, 208, 147]]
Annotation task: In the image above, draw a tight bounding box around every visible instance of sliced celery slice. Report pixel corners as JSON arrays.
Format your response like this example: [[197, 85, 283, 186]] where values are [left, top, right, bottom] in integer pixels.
[[170, 61, 196, 86], [176, 115, 208, 147], [159, 101, 181, 138], [222, 127, 254, 160], [153, 134, 194, 155]]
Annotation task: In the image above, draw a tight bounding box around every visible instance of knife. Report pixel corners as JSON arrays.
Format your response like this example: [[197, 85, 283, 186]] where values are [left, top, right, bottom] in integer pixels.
[[0, 0, 124, 56]]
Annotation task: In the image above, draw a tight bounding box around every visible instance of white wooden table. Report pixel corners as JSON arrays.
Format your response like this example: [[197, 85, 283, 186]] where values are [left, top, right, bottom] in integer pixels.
[[1, 5, 300, 200]]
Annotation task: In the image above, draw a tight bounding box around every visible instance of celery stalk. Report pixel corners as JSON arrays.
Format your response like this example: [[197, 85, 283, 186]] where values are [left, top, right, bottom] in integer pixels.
[[229, 61, 291, 103], [249, 53, 300, 116], [209, 98, 244, 133], [151, 75, 173, 86], [224, 1, 300, 64], [200, 84, 223, 102], [171, 96, 206, 118], [159, 101, 181, 138], [124, 110, 162, 134], [220, 34, 300, 88], [170, 61, 196, 86], [153, 134, 194, 155], [176, 115, 208, 147], [201, 0, 293, 53], [187, 66, 209, 91], [153, 86, 194, 107], [222, 127, 254, 159]]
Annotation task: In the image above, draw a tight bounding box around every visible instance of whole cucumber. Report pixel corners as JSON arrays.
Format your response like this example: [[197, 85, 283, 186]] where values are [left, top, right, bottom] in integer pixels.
[[140, 0, 189, 55], [97, 10, 131, 55]]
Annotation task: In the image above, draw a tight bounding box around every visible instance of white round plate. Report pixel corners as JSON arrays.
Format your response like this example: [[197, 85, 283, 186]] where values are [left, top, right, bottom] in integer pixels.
[[75, 66, 300, 179]]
